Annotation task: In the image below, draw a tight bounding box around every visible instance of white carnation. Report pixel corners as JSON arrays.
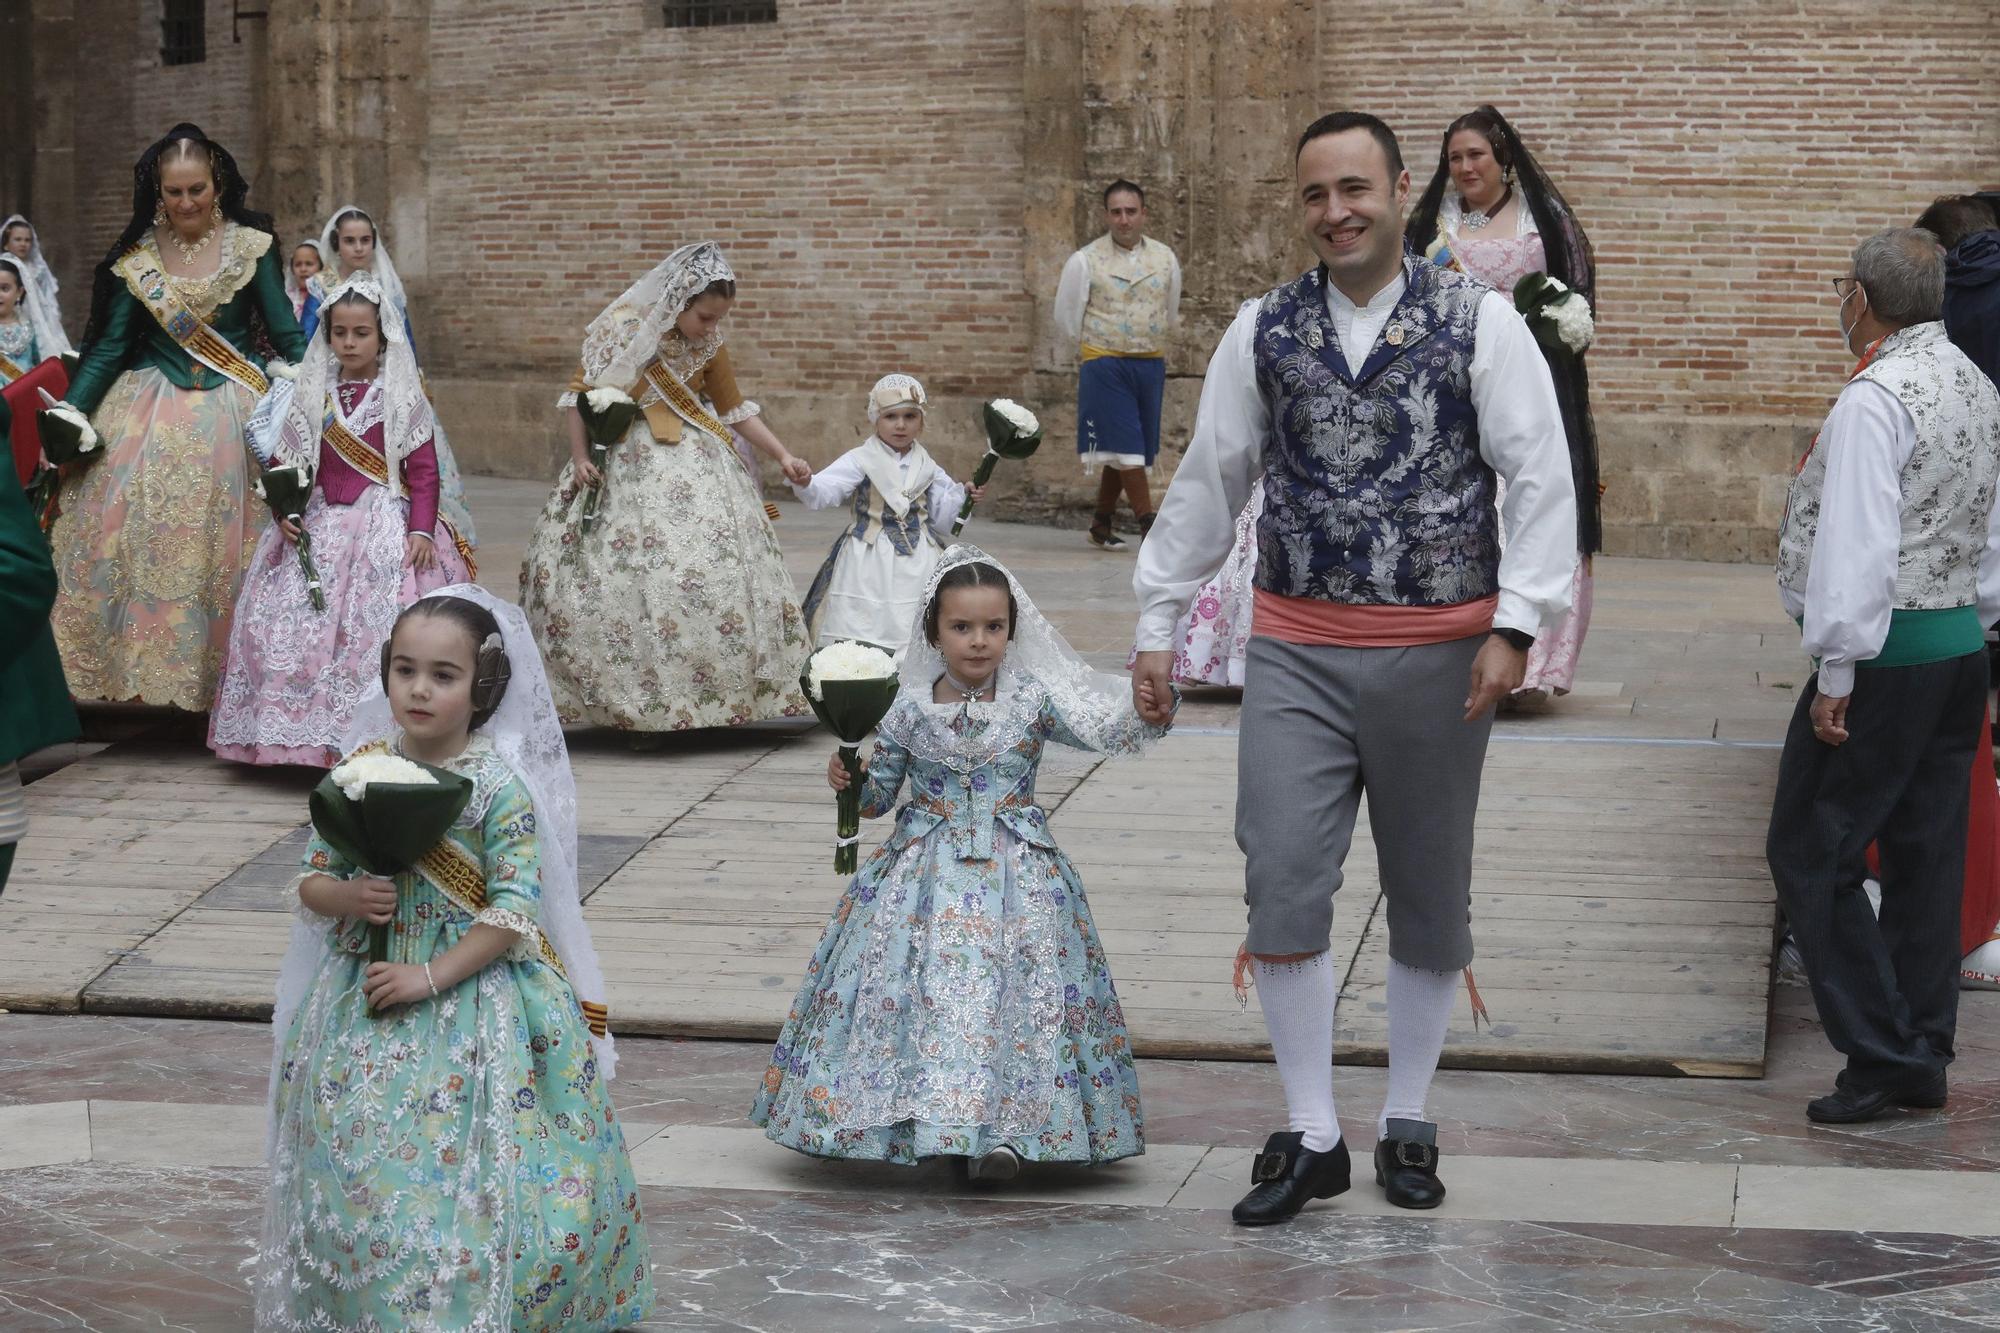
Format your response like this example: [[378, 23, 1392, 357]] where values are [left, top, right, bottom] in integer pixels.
[[252, 478, 266, 500], [47, 403, 99, 453], [806, 640, 898, 701], [585, 386, 635, 413], [1547, 292, 1595, 354], [329, 752, 438, 801], [989, 398, 1040, 435]]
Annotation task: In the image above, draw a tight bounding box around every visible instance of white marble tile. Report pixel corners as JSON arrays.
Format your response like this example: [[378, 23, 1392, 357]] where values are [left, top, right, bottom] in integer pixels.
[[628, 1123, 1208, 1207], [88, 1099, 265, 1168], [0, 1099, 90, 1170], [1168, 1150, 1740, 1228], [1735, 1163, 2000, 1236]]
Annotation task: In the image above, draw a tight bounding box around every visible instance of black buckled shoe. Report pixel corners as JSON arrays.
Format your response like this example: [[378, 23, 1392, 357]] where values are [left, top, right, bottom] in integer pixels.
[[1230, 1131, 1350, 1227], [1810, 1069, 1948, 1124], [1373, 1118, 1446, 1210]]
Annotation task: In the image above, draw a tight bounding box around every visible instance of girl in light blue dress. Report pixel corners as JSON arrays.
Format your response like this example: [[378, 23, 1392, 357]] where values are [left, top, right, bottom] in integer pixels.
[[255, 586, 650, 1332], [752, 547, 1174, 1180]]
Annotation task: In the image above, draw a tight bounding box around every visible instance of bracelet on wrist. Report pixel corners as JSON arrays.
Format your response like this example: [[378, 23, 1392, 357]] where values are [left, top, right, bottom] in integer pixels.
[[424, 961, 439, 998]]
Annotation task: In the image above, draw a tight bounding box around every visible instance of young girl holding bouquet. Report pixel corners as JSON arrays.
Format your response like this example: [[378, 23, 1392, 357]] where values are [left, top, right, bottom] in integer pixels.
[[255, 588, 652, 1331], [792, 373, 984, 652], [209, 273, 474, 767], [751, 547, 1173, 1181]]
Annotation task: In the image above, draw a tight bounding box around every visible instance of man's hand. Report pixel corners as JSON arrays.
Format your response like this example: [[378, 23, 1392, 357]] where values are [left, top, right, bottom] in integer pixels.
[[1132, 650, 1175, 725], [1464, 635, 1528, 721], [1810, 691, 1851, 746]]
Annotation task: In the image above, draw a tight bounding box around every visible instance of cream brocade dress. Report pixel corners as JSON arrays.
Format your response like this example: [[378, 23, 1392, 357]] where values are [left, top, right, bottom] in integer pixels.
[[518, 340, 810, 731]]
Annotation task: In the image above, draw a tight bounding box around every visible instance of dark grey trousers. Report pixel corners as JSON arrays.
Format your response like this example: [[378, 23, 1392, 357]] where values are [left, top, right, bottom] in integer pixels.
[[1766, 651, 1987, 1088], [1235, 634, 1492, 970]]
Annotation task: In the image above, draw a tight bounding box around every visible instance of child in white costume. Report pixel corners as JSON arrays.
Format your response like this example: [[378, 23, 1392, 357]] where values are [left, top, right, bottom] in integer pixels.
[[793, 373, 983, 651]]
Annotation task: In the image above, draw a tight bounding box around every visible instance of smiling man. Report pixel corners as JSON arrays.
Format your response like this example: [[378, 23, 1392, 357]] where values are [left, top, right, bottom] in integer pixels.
[[1130, 112, 1575, 1225]]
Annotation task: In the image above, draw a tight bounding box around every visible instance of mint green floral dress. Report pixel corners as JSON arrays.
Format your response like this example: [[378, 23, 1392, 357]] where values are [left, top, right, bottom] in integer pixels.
[[256, 735, 652, 1332]]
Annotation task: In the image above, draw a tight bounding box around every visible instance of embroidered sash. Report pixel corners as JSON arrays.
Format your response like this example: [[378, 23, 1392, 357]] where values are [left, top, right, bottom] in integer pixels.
[[0, 352, 24, 383], [115, 247, 269, 396], [642, 358, 783, 522], [322, 406, 480, 577]]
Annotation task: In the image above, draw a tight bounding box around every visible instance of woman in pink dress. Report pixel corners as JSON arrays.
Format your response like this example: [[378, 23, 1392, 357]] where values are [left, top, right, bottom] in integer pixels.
[[208, 271, 472, 766], [1407, 106, 1599, 703]]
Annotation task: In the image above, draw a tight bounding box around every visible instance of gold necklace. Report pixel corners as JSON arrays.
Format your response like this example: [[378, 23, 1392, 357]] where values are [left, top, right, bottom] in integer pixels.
[[166, 218, 219, 264]]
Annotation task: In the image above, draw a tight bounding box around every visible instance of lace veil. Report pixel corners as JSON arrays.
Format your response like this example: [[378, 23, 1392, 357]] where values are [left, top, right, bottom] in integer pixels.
[[880, 545, 1155, 769], [269, 271, 433, 496], [571, 241, 735, 396], [320, 205, 410, 322], [267, 585, 618, 1140], [282, 237, 329, 310]]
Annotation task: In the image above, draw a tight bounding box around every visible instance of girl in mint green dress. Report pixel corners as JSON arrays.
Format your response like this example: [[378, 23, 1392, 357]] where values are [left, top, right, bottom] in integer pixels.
[[255, 588, 651, 1332]]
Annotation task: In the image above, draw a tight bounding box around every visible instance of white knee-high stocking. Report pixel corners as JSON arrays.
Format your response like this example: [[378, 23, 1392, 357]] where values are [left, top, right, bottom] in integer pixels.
[[1379, 960, 1458, 1138], [1253, 950, 1340, 1152]]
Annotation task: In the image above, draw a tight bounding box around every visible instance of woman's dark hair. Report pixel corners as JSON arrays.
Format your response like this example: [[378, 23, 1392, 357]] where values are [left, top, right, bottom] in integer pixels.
[[922, 561, 1017, 647], [1, 221, 30, 248], [687, 277, 736, 308], [383, 596, 513, 731], [320, 287, 383, 343], [82, 124, 276, 349], [330, 207, 376, 242], [0, 256, 24, 293]]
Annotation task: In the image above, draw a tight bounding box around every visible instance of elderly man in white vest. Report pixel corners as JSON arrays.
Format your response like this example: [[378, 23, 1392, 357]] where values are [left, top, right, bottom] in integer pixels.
[[1054, 180, 1182, 550], [1769, 226, 2000, 1124]]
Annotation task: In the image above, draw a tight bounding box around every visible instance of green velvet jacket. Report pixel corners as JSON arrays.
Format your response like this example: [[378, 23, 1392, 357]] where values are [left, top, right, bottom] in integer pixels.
[[65, 224, 306, 415], [0, 464, 79, 765]]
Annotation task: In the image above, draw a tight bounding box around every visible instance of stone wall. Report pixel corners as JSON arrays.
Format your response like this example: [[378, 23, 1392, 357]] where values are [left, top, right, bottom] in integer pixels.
[[8, 0, 1998, 560]]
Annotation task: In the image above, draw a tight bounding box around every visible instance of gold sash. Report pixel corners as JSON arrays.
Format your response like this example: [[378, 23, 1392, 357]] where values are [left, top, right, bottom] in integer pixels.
[[0, 352, 23, 384], [321, 409, 480, 578], [115, 245, 269, 396], [641, 360, 783, 522]]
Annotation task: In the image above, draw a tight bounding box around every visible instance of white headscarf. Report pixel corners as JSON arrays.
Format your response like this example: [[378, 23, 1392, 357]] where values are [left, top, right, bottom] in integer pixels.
[[268, 585, 618, 1141], [271, 271, 433, 497], [880, 545, 1160, 769], [283, 237, 330, 312], [574, 241, 736, 394], [319, 205, 409, 322], [0, 217, 72, 357], [0, 254, 69, 361], [867, 372, 927, 424]]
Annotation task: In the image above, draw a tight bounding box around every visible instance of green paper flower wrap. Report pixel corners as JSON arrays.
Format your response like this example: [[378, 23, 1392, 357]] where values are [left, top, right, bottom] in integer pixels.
[[801, 642, 902, 874], [308, 753, 475, 1009], [952, 398, 1045, 536], [254, 465, 327, 612]]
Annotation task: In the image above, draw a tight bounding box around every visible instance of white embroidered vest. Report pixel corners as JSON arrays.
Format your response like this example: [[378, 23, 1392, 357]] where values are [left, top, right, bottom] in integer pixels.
[[1079, 234, 1176, 355], [1778, 322, 2000, 610]]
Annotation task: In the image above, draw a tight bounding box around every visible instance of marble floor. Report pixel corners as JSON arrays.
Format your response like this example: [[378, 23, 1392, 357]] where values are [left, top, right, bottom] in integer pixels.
[[3, 980, 1998, 1331]]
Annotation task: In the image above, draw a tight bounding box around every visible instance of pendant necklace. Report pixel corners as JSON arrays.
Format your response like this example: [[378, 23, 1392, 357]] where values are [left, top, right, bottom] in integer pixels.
[[942, 670, 992, 704], [1460, 184, 1512, 232], [166, 220, 218, 265]]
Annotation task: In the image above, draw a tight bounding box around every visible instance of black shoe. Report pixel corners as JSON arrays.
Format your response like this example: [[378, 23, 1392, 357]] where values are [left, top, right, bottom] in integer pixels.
[[1373, 1118, 1446, 1210], [1088, 512, 1129, 550], [1137, 512, 1157, 539], [1812, 1069, 1947, 1123], [965, 1145, 1021, 1182], [1230, 1131, 1350, 1227]]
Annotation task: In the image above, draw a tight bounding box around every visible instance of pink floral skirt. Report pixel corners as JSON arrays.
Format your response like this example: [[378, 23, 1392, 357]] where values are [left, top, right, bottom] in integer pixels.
[[1169, 487, 1262, 687], [1517, 559, 1593, 697], [208, 485, 470, 767]]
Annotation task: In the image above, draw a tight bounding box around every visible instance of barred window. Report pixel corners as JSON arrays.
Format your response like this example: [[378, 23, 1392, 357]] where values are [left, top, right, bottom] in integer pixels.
[[662, 0, 776, 28], [161, 0, 205, 66]]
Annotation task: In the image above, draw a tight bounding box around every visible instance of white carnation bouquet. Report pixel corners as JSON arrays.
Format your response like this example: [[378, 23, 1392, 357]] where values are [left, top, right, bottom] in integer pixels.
[[252, 464, 325, 611], [800, 641, 902, 873], [1513, 274, 1595, 356], [329, 751, 437, 801], [953, 398, 1045, 535]]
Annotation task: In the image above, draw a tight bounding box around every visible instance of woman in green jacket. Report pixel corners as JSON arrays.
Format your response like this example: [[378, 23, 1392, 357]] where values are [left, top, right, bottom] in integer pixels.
[[0, 466, 79, 895], [40, 124, 305, 710]]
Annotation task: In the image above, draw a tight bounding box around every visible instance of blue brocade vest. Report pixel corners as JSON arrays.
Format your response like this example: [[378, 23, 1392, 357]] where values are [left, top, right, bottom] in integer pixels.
[[1252, 261, 1499, 606]]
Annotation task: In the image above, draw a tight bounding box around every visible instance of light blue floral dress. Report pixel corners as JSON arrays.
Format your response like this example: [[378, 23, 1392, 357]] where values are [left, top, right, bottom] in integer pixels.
[[257, 734, 652, 1332], [751, 674, 1165, 1165]]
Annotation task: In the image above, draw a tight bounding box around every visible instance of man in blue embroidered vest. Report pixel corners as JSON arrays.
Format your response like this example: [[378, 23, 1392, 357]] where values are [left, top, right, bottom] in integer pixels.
[[1767, 227, 2000, 1124], [1055, 180, 1183, 550], [1131, 112, 1576, 1225]]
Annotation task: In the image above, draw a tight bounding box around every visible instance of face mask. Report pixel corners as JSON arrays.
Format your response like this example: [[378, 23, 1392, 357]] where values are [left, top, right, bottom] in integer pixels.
[[1838, 285, 1866, 355]]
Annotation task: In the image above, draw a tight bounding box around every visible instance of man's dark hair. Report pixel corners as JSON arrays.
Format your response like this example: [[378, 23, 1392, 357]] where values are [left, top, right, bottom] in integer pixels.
[[1103, 179, 1145, 207], [1294, 111, 1404, 178], [1914, 195, 1999, 251]]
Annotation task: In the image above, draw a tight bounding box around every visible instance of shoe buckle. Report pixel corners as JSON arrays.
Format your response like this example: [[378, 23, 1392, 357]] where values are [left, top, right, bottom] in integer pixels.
[[1251, 1150, 1289, 1183], [1393, 1141, 1435, 1170]]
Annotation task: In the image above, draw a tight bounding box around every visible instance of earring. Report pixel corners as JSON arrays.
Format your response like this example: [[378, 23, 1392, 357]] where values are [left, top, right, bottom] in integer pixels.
[[153, 201, 167, 226], [209, 201, 223, 227]]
